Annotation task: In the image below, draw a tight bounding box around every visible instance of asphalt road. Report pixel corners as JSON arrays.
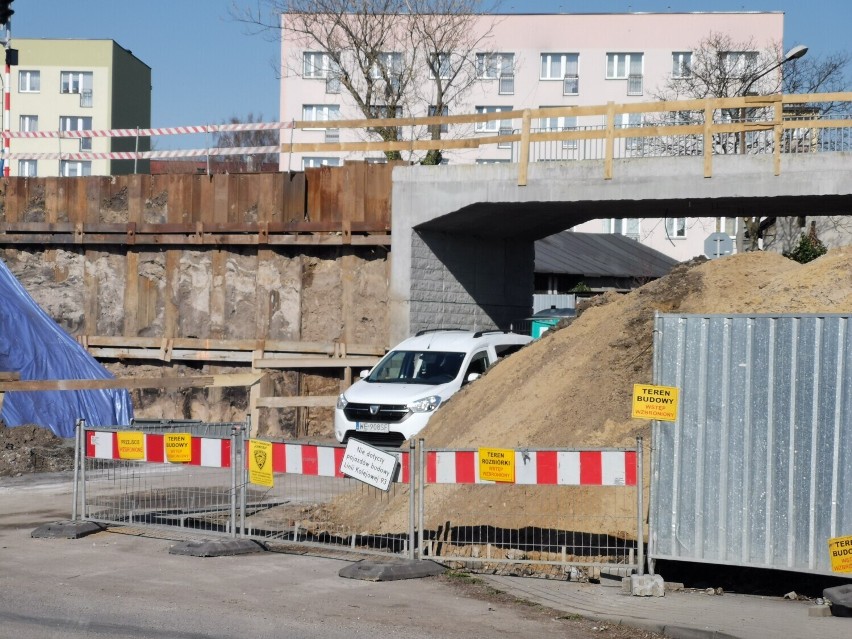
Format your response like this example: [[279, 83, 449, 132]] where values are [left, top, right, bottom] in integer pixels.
[[0, 471, 639, 639]]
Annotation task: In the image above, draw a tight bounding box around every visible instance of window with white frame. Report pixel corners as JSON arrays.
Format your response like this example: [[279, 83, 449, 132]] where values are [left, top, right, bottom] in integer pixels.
[[474, 106, 512, 133], [60, 160, 92, 177], [302, 104, 340, 128], [539, 53, 580, 88], [303, 51, 331, 78], [606, 52, 643, 79], [18, 70, 40, 93], [476, 52, 514, 82], [428, 105, 449, 134], [18, 160, 37, 177], [19, 115, 38, 132], [371, 52, 403, 79], [59, 115, 93, 151], [716, 217, 738, 236], [606, 218, 640, 239], [60, 71, 93, 94], [302, 157, 342, 169], [672, 52, 692, 78], [721, 51, 759, 79], [430, 52, 452, 79], [665, 217, 687, 238], [539, 110, 578, 149]]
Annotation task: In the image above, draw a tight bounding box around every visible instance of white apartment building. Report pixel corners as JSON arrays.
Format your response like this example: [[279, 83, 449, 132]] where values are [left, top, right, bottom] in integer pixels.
[[279, 12, 784, 262], [9, 39, 151, 177]]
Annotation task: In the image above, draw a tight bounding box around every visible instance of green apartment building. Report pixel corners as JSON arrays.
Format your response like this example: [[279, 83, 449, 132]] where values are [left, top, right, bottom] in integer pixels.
[[11, 39, 151, 176]]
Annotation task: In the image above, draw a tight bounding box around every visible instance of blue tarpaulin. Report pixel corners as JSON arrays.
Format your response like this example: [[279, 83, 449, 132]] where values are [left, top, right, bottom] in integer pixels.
[[0, 258, 133, 437]]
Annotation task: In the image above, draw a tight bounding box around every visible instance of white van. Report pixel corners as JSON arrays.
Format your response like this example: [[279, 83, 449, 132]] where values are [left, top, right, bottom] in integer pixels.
[[334, 329, 532, 446]]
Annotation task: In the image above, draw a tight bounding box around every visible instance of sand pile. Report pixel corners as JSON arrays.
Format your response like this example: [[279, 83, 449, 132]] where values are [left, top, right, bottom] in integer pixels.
[[330, 247, 852, 533]]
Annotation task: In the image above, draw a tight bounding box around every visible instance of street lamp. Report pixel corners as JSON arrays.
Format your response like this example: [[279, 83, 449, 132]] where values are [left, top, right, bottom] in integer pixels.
[[738, 45, 808, 154]]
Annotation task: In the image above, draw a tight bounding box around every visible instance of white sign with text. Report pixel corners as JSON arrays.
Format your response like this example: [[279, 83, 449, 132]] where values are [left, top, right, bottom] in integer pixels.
[[340, 438, 399, 491]]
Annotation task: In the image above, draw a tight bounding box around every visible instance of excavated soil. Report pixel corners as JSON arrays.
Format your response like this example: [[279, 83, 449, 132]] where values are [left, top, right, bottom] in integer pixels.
[[326, 247, 852, 536]]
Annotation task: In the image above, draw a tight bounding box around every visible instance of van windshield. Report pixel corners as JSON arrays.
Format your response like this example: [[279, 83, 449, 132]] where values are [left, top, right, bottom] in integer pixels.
[[366, 350, 465, 385]]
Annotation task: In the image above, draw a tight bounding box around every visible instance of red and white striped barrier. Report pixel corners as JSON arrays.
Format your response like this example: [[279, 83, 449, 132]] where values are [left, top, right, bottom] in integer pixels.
[[85, 431, 634, 487], [6, 145, 282, 161], [426, 450, 637, 486], [86, 430, 231, 468], [3, 121, 294, 140]]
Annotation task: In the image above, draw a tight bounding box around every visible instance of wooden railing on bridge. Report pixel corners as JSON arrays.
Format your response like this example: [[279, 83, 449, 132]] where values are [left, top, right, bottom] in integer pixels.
[[284, 92, 852, 186]]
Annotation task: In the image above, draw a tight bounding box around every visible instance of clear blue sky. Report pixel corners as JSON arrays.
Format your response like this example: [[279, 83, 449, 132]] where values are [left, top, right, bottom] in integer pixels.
[[11, 0, 852, 131]]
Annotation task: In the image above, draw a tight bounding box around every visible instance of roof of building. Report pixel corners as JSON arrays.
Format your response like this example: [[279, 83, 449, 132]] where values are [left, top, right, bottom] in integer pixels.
[[535, 232, 679, 278]]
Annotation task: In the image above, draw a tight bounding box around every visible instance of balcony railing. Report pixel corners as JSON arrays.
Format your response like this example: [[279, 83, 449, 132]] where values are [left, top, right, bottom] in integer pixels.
[[627, 75, 643, 96], [563, 75, 579, 95], [80, 89, 93, 108], [499, 73, 514, 95]]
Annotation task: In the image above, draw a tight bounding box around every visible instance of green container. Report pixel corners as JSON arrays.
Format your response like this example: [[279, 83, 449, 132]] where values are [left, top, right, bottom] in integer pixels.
[[531, 318, 560, 338]]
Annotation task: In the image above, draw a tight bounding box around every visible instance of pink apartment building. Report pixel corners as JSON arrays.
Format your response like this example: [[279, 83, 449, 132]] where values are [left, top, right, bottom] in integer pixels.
[[279, 12, 784, 261]]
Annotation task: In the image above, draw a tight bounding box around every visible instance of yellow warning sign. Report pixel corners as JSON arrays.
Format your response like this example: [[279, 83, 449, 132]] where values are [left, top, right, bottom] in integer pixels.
[[249, 439, 274, 487], [164, 433, 192, 463], [117, 431, 145, 460], [632, 384, 679, 422], [479, 447, 515, 483], [828, 535, 852, 573]]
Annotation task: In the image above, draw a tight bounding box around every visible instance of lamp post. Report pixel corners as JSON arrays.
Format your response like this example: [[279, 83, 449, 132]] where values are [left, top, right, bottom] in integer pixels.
[[738, 44, 808, 154], [735, 44, 808, 254]]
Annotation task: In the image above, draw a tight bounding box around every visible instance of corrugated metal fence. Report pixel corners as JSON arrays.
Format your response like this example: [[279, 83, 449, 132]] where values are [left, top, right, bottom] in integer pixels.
[[649, 313, 852, 576]]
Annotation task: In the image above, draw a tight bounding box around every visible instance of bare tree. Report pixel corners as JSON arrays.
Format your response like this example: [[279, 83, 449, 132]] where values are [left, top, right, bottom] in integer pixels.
[[213, 113, 279, 172], [649, 32, 850, 252], [231, 0, 501, 163]]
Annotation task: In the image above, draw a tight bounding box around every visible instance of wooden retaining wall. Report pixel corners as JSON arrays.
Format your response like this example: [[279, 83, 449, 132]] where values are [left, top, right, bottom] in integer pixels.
[[0, 164, 397, 436]]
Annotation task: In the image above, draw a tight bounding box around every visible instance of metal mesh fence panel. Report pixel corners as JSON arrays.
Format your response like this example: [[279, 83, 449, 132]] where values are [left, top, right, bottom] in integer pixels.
[[78, 422, 240, 537], [418, 446, 642, 579], [238, 436, 414, 558]]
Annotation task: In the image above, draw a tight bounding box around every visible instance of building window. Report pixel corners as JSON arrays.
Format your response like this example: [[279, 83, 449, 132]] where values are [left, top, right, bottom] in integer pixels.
[[665, 217, 687, 238], [18, 70, 40, 93], [606, 53, 643, 83], [721, 51, 759, 79], [302, 157, 342, 169], [476, 52, 514, 79], [18, 160, 37, 177], [539, 110, 578, 149], [476, 158, 510, 164], [302, 104, 340, 129], [672, 52, 692, 78], [428, 105, 449, 134], [474, 106, 512, 133], [540, 53, 579, 80], [60, 160, 92, 177], [371, 52, 403, 79], [716, 217, 738, 236], [430, 52, 452, 80], [60, 71, 93, 94], [60, 116, 93, 151], [303, 51, 331, 78], [607, 218, 640, 240], [19, 115, 38, 132]]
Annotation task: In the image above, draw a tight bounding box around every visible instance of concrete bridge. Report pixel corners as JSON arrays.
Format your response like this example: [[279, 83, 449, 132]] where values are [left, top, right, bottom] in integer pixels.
[[389, 152, 852, 344]]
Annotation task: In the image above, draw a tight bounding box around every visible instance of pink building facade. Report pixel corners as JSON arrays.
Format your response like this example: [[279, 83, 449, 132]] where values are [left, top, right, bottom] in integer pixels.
[[279, 12, 784, 261]]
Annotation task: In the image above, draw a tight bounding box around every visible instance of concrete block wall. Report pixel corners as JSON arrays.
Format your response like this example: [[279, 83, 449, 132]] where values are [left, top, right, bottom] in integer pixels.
[[409, 230, 534, 334]]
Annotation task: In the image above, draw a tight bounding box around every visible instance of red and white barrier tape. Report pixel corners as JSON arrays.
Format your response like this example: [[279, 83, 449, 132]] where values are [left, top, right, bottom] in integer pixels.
[[3, 121, 293, 140], [5, 145, 282, 161], [85, 431, 635, 487]]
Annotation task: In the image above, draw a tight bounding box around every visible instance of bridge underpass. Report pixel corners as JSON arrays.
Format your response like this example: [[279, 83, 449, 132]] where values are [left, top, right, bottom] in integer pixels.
[[388, 153, 852, 344]]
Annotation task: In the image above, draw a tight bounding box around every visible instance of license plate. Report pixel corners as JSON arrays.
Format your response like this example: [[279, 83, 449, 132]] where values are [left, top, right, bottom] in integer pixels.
[[355, 422, 390, 434]]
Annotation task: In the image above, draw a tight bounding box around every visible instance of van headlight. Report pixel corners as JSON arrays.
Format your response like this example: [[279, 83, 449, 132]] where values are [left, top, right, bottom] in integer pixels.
[[409, 395, 441, 413], [336, 394, 348, 409]]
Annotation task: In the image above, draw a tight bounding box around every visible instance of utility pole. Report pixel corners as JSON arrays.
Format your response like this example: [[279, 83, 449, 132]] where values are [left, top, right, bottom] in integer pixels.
[[0, 1, 14, 178]]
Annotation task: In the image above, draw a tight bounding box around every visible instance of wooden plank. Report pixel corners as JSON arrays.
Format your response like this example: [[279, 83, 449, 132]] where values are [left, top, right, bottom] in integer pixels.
[[255, 395, 337, 408], [212, 173, 230, 223], [253, 356, 380, 369], [124, 251, 140, 336], [126, 174, 145, 224], [604, 102, 616, 180], [517, 109, 531, 187], [703, 103, 714, 179], [305, 168, 322, 222], [81, 334, 386, 355], [0, 373, 263, 392], [282, 171, 307, 222]]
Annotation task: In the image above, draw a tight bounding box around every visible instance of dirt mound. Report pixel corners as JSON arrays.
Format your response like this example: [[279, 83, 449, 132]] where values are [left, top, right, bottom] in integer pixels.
[[329, 247, 852, 533], [0, 422, 76, 476]]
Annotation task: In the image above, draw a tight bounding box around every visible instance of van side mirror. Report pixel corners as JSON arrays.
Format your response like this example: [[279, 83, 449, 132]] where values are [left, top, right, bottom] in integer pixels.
[[466, 372, 480, 384], [359, 369, 370, 379]]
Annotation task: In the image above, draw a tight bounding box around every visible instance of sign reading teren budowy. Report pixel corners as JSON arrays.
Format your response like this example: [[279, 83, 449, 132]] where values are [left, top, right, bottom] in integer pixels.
[[631, 384, 679, 422], [828, 535, 852, 573], [340, 438, 398, 491]]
